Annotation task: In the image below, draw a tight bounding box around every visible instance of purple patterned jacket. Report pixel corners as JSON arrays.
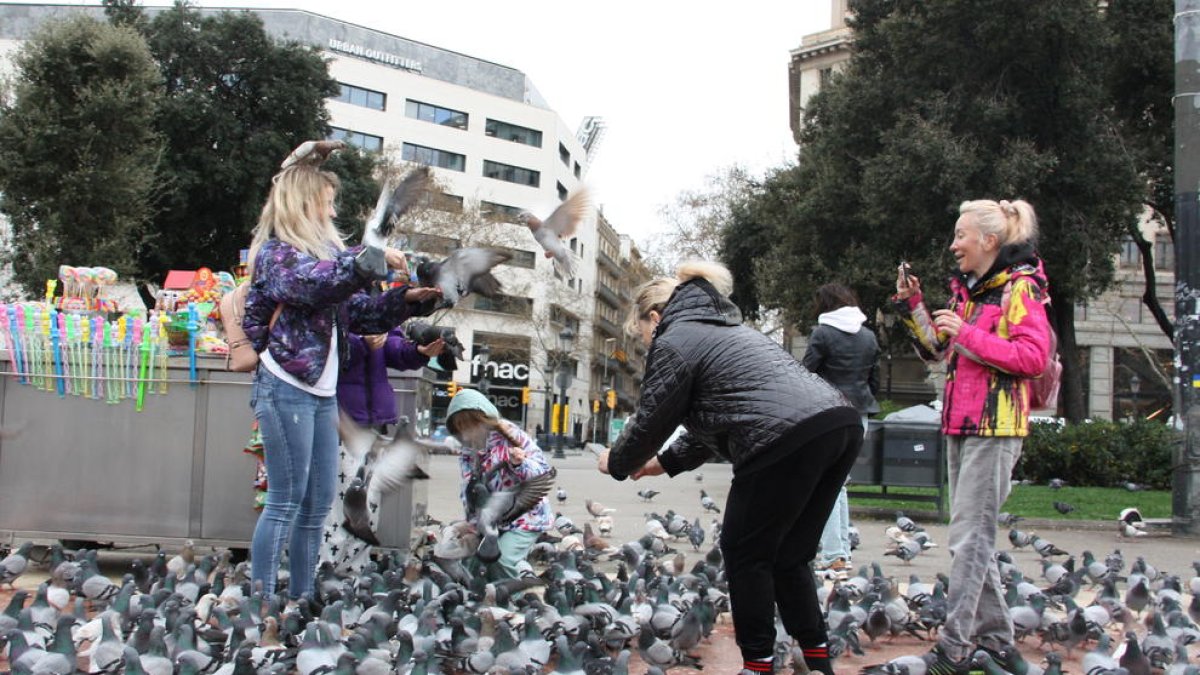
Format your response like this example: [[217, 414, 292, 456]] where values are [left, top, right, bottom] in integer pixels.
[[244, 239, 418, 386]]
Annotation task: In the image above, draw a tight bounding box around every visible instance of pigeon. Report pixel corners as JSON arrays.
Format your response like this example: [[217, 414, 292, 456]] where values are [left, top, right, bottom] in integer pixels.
[[415, 248, 512, 306], [475, 467, 558, 562], [1053, 501, 1076, 515], [1032, 535, 1069, 558], [998, 512, 1024, 526], [361, 165, 434, 249], [895, 511, 923, 533], [1123, 481, 1147, 492], [517, 187, 592, 277], [280, 139, 345, 169], [556, 487, 567, 504], [337, 414, 435, 545], [1048, 478, 1067, 490], [688, 518, 705, 551], [700, 489, 721, 514], [586, 499, 615, 518], [0, 541, 33, 588], [404, 321, 464, 373], [637, 489, 660, 502], [1009, 528, 1034, 549], [884, 538, 922, 564]]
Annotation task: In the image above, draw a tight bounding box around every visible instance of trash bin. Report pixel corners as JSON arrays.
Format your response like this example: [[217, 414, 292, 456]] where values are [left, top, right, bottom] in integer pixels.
[[880, 419, 943, 487], [848, 418, 883, 485]]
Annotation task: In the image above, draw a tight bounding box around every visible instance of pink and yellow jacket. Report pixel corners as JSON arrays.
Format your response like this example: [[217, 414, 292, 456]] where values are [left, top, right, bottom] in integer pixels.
[[893, 253, 1053, 437]]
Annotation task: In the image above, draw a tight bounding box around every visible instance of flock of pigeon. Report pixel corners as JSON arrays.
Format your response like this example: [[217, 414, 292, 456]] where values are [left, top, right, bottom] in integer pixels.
[[0, 471, 1185, 675]]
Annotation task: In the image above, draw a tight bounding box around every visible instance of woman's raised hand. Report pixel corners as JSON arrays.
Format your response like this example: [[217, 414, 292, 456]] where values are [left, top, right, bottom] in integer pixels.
[[896, 263, 921, 299]]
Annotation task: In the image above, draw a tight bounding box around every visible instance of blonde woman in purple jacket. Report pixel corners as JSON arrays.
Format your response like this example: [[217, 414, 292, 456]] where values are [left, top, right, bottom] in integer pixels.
[[243, 162, 439, 600]]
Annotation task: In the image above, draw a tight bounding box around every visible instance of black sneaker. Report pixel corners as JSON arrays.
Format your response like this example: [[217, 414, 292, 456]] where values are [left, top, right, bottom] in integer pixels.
[[925, 644, 971, 675]]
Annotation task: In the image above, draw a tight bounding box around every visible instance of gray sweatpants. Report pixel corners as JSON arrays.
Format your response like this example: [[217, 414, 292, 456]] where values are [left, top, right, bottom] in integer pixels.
[[940, 435, 1023, 661]]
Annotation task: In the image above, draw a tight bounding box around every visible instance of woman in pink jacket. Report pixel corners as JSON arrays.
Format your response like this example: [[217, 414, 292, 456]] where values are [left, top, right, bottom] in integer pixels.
[[892, 199, 1053, 675]]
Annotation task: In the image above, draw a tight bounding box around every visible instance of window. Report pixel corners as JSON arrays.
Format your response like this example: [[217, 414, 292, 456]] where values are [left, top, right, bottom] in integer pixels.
[[473, 293, 533, 318], [1119, 236, 1139, 268], [550, 304, 580, 332], [405, 99, 468, 129], [574, 161, 581, 179], [483, 160, 540, 187], [1154, 237, 1174, 270], [485, 118, 543, 147], [402, 143, 466, 172], [335, 83, 386, 111], [481, 200, 525, 223], [329, 126, 383, 152], [559, 142, 570, 166], [557, 181, 568, 201]]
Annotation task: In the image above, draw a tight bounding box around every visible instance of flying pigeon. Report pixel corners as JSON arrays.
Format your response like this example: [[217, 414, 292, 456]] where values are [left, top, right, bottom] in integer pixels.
[[361, 166, 434, 250], [280, 139, 345, 169], [518, 187, 593, 277], [474, 468, 558, 562], [415, 248, 512, 306], [337, 414, 438, 544]]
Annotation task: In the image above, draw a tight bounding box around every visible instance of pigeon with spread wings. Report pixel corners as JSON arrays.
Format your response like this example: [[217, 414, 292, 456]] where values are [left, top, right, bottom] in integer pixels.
[[473, 466, 558, 563], [361, 166, 435, 250], [415, 248, 511, 306], [518, 187, 593, 277]]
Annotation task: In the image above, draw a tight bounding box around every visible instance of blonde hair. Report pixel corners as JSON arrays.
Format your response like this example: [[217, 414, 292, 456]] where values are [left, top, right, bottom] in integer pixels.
[[248, 165, 344, 273], [446, 408, 521, 446], [958, 199, 1038, 247], [624, 260, 733, 336]]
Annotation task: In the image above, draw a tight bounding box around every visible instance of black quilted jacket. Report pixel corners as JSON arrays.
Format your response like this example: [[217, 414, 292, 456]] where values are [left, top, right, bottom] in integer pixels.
[[607, 279, 860, 480]]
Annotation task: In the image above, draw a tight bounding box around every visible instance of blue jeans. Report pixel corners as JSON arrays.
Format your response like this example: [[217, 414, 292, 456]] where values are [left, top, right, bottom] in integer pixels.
[[249, 367, 339, 599]]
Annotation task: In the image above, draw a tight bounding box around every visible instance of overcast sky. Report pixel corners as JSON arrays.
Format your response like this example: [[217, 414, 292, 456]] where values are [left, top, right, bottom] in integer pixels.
[[13, 1, 834, 247]]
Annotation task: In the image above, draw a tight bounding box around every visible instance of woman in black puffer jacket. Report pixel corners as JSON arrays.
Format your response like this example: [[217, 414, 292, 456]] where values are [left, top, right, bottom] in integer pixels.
[[598, 261, 863, 675]]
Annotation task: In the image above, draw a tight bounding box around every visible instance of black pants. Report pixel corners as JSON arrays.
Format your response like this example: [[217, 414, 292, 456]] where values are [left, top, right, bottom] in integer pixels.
[[720, 424, 863, 660]]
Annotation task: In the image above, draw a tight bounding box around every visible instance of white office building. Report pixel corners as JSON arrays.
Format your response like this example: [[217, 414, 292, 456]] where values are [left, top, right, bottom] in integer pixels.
[[0, 3, 605, 436]]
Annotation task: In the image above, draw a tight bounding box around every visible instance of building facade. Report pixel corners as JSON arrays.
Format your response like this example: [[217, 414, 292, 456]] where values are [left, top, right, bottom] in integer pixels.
[[789, 0, 1176, 420], [0, 3, 648, 437]]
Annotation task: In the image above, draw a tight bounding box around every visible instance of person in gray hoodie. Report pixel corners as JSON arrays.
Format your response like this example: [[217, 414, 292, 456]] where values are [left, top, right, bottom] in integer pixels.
[[802, 283, 880, 576]]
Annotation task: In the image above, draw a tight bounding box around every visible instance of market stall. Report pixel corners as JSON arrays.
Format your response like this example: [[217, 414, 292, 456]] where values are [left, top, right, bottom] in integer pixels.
[[0, 262, 434, 551]]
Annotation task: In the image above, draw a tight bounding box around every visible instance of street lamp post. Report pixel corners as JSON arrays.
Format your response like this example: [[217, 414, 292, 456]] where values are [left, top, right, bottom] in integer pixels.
[[554, 327, 575, 459], [602, 337, 615, 445], [476, 345, 491, 396]]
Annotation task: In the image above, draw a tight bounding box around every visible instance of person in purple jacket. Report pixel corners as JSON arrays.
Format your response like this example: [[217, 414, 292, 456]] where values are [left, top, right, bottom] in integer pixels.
[[338, 328, 444, 430], [242, 160, 440, 600]]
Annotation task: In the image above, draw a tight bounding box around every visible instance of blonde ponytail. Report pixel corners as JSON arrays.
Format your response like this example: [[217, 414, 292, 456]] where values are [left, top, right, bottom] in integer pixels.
[[959, 198, 1038, 246], [624, 259, 735, 336], [675, 260, 733, 296]]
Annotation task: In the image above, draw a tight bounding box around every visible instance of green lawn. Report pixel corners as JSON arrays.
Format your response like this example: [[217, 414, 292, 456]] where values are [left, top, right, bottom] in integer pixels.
[[848, 484, 1171, 521]]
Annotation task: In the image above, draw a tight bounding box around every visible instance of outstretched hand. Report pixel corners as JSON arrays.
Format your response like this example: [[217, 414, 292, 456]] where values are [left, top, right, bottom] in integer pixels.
[[631, 457, 665, 480], [404, 286, 442, 303]]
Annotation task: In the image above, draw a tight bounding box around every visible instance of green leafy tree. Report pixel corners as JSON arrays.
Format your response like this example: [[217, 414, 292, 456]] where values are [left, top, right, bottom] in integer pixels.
[[0, 15, 163, 296], [724, 0, 1146, 421], [1104, 0, 1174, 339], [128, 2, 380, 275]]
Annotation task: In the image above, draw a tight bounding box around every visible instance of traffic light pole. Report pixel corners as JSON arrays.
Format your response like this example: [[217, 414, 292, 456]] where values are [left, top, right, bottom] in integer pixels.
[[1173, 0, 1200, 534]]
